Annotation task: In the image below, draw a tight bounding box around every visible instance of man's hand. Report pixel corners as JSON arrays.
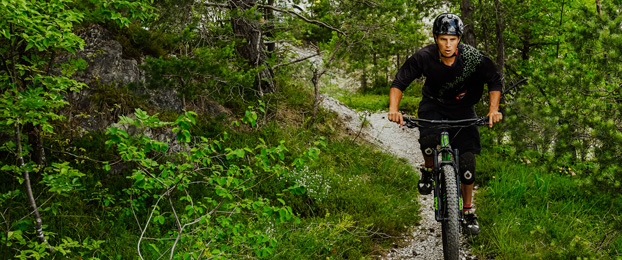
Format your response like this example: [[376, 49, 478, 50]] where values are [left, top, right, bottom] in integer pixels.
[[487, 110, 502, 128], [388, 111, 404, 127], [487, 91, 503, 128], [389, 88, 404, 126]]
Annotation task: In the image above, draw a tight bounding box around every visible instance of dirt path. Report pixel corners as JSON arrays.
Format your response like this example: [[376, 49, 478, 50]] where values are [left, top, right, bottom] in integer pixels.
[[320, 96, 477, 260]]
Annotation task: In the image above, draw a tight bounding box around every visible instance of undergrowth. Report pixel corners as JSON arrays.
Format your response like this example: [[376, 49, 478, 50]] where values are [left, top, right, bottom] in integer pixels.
[[474, 139, 622, 259], [0, 73, 421, 259]]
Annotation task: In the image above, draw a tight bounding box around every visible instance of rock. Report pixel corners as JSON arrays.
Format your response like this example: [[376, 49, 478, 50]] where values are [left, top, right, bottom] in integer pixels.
[[54, 24, 143, 88], [53, 24, 188, 132]]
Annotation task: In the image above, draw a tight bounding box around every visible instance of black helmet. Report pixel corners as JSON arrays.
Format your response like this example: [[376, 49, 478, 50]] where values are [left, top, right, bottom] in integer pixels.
[[432, 13, 463, 36]]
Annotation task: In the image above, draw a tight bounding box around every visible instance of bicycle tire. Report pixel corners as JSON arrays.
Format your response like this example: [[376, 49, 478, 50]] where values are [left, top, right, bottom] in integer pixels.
[[441, 164, 460, 260]]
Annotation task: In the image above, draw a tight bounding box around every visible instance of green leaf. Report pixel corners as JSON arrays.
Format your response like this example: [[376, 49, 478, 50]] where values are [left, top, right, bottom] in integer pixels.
[[1, 29, 9, 39], [25, 42, 34, 51], [148, 243, 161, 255], [134, 174, 146, 188]]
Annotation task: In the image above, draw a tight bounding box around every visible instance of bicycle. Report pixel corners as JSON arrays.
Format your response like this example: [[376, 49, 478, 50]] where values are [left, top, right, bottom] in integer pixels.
[[402, 115, 489, 260]]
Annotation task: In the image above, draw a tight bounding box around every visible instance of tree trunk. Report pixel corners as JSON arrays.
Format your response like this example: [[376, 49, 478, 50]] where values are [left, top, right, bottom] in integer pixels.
[[361, 54, 367, 89], [521, 36, 531, 61], [229, 0, 276, 95], [493, 0, 505, 80], [308, 39, 342, 128], [373, 52, 377, 85], [265, 0, 275, 57], [16, 120, 53, 252], [460, 0, 477, 47], [25, 124, 46, 166], [385, 54, 389, 85], [557, 0, 565, 57], [493, 0, 506, 109], [596, 0, 601, 15], [310, 72, 321, 128]]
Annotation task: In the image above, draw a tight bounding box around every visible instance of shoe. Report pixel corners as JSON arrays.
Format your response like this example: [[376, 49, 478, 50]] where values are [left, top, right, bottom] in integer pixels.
[[417, 168, 433, 195], [462, 211, 481, 235]]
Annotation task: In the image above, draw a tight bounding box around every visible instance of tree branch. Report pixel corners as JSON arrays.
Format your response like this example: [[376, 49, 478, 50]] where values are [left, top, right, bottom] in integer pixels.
[[272, 52, 321, 70], [202, 2, 346, 36], [256, 4, 346, 36], [138, 186, 175, 260], [169, 200, 224, 259], [202, 2, 228, 9]]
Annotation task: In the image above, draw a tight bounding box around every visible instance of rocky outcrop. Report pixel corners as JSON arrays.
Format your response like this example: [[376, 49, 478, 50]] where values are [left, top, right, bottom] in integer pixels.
[[55, 24, 181, 131], [55, 24, 231, 137], [64, 24, 144, 87]]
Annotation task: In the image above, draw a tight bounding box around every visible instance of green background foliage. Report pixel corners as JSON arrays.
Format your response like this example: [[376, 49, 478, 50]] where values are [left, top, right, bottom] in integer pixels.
[[1, 0, 622, 259]]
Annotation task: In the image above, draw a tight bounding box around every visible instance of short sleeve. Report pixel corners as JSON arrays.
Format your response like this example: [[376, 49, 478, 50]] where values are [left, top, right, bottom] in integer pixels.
[[480, 55, 503, 92], [391, 53, 424, 91]]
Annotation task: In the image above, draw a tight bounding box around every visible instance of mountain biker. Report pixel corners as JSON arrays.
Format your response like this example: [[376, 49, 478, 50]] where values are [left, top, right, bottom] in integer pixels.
[[387, 13, 503, 235]]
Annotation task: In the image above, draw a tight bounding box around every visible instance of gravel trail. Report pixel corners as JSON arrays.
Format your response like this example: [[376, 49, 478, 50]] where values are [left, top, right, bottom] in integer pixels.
[[320, 95, 477, 260]]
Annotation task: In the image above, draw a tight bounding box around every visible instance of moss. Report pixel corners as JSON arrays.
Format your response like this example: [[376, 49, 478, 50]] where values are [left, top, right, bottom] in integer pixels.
[[90, 83, 149, 118], [106, 22, 175, 60]]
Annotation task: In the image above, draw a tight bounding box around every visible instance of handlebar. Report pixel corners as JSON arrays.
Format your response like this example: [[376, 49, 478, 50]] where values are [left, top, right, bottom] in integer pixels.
[[403, 116, 489, 129]]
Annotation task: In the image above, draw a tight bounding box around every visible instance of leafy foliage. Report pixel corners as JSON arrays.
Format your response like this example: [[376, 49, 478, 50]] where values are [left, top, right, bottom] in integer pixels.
[[103, 108, 324, 258], [495, 1, 622, 189], [2, 0, 621, 258], [0, 0, 156, 258]]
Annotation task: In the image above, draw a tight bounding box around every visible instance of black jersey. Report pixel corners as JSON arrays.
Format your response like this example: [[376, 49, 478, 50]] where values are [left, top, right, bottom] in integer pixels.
[[391, 43, 502, 108]]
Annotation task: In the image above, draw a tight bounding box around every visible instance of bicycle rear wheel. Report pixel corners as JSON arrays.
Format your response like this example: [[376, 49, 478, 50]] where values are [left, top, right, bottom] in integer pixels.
[[441, 164, 460, 260]]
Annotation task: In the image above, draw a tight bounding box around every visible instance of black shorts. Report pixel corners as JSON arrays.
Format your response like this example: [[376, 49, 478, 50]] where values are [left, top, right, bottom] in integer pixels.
[[417, 97, 481, 155]]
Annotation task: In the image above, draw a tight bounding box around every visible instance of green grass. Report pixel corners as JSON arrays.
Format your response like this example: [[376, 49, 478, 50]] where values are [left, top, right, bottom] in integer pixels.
[[222, 116, 421, 259], [338, 93, 420, 114], [473, 151, 622, 259], [335, 79, 424, 114], [266, 139, 420, 259]]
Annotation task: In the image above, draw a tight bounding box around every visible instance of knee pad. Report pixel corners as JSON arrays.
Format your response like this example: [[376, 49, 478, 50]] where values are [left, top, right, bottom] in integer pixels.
[[459, 152, 476, 185], [419, 135, 438, 157]]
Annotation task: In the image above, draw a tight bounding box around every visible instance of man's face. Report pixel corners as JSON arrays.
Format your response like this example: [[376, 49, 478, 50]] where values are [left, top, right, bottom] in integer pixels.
[[435, 34, 460, 57]]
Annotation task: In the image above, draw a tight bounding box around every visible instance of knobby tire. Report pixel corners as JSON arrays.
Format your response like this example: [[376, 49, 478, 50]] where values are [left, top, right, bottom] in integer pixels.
[[441, 164, 460, 260]]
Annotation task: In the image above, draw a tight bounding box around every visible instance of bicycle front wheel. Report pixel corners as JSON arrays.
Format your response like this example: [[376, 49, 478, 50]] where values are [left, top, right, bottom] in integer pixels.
[[441, 164, 460, 260]]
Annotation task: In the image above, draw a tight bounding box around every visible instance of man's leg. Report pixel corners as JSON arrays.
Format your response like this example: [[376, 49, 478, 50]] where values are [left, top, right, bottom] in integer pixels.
[[459, 152, 476, 211], [459, 152, 480, 235], [461, 183, 473, 210], [418, 135, 438, 195]]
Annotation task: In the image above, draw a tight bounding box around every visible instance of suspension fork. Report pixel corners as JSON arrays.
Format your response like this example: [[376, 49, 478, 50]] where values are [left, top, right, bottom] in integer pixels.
[[433, 131, 464, 222], [455, 148, 464, 222]]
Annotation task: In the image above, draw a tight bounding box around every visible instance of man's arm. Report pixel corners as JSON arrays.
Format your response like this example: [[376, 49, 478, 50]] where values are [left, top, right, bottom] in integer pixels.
[[488, 90, 503, 128], [388, 87, 404, 126]]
